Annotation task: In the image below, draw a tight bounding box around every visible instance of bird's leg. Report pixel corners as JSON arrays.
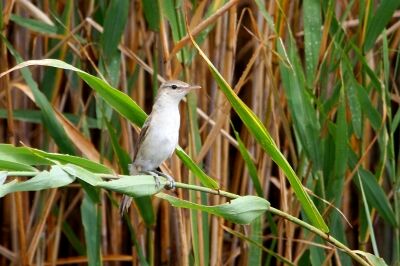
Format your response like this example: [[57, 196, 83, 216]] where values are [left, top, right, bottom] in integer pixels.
[[152, 170, 176, 190], [140, 170, 175, 190], [142, 170, 162, 190]]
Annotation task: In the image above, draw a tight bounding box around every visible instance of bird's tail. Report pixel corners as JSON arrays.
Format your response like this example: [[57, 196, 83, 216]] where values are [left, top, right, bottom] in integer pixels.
[[119, 195, 132, 215], [119, 164, 138, 215]]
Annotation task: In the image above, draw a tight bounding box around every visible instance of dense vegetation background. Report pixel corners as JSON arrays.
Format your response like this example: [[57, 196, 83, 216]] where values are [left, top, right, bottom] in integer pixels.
[[0, 0, 399, 265]]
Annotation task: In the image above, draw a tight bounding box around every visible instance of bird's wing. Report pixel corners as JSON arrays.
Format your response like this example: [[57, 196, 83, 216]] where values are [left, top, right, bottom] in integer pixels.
[[132, 115, 152, 161]]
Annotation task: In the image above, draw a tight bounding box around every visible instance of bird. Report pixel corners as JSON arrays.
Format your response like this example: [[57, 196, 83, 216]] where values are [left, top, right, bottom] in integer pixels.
[[119, 80, 201, 214]]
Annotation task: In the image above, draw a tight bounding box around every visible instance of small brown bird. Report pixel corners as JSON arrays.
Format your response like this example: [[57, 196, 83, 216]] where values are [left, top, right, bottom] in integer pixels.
[[120, 80, 201, 214]]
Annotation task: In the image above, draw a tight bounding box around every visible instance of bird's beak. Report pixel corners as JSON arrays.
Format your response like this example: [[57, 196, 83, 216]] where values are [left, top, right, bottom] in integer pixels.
[[188, 85, 201, 91]]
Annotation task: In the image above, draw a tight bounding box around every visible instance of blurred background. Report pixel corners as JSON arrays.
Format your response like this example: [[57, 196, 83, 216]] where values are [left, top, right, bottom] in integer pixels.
[[0, 0, 399, 265]]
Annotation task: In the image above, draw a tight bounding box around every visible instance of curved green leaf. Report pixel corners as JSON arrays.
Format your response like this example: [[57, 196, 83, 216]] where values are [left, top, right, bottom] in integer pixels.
[[190, 35, 329, 232], [0, 144, 52, 165], [157, 193, 269, 225], [175, 147, 219, 189], [233, 129, 263, 197], [0, 165, 75, 197], [356, 169, 396, 226], [29, 147, 113, 174], [364, 0, 400, 51], [98, 175, 166, 198], [62, 164, 103, 187], [354, 251, 388, 266], [0, 59, 218, 189], [303, 0, 322, 87], [0, 160, 38, 172], [142, 0, 160, 31], [101, 0, 129, 59], [10, 14, 58, 34], [0, 144, 112, 174], [81, 192, 102, 266]]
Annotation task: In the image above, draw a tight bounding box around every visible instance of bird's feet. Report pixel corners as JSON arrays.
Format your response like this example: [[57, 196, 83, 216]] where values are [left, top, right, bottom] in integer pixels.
[[142, 170, 162, 189], [151, 170, 176, 190], [142, 170, 175, 190]]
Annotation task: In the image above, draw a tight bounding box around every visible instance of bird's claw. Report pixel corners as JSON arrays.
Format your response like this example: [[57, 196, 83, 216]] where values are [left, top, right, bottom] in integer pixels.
[[143, 170, 162, 190], [164, 174, 175, 190], [152, 170, 175, 190], [143, 170, 175, 190]]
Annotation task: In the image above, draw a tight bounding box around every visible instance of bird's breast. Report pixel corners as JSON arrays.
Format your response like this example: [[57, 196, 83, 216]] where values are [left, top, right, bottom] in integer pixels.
[[151, 106, 180, 140], [134, 106, 180, 170]]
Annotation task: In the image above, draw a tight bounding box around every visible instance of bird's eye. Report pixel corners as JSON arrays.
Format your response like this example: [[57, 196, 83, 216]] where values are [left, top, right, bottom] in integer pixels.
[[171, 85, 178, 90]]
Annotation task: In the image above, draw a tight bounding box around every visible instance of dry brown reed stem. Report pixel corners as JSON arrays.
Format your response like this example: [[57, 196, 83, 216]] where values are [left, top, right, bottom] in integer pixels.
[[48, 191, 65, 264], [15, 189, 27, 265], [27, 189, 57, 264], [169, 0, 240, 60], [1, 0, 14, 145], [39, 255, 135, 265], [195, 42, 262, 164]]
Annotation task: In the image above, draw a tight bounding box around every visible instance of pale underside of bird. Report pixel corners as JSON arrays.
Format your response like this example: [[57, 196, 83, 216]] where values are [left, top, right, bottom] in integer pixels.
[[119, 80, 201, 214]]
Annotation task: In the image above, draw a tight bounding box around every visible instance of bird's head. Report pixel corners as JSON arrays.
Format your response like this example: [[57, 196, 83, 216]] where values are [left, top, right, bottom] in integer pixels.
[[158, 80, 201, 102]]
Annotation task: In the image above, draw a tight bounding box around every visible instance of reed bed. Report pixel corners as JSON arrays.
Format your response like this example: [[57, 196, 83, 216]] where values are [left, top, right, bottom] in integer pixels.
[[0, 0, 399, 265]]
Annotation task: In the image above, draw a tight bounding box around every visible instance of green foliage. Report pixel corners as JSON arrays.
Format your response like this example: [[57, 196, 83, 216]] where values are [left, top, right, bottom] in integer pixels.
[[101, 0, 129, 60], [0, 145, 265, 225], [364, 0, 400, 51], [233, 129, 263, 197], [142, 0, 160, 31], [0, 59, 219, 189], [191, 33, 329, 233], [356, 168, 396, 226], [9, 14, 58, 34], [157, 193, 269, 225], [81, 192, 102, 266], [0, 166, 74, 197], [303, 0, 322, 87], [1, 0, 398, 265], [0, 144, 112, 174]]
